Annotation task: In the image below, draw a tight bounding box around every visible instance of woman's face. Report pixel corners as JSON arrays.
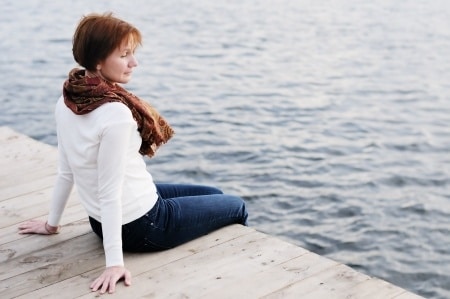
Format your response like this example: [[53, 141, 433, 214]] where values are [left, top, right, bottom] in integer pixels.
[[95, 38, 138, 84]]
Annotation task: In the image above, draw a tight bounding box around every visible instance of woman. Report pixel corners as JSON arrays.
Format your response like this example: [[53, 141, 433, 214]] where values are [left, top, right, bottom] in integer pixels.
[[18, 12, 248, 294]]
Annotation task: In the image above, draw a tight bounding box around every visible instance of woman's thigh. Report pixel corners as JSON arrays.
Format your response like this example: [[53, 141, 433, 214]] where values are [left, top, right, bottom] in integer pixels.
[[154, 193, 248, 247], [155, 183, 223, 199]]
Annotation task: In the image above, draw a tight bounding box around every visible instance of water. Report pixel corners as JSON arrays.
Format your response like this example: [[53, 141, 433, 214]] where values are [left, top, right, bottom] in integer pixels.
[[1, 0, 450, 298]]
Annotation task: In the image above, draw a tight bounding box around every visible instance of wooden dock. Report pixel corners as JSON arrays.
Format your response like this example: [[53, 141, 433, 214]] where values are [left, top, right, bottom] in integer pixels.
[[0, 126, 424, 299]]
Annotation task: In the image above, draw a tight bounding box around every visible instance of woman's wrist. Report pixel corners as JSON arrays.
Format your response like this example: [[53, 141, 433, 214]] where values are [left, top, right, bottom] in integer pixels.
[[45, 221, 61, 234]]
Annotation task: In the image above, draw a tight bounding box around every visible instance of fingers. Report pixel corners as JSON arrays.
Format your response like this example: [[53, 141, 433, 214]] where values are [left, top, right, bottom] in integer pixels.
[[17, 220, 48, 235], [18, 220, 37, 230], [90, 276, 102, 292], [124, 270, 132, 286], [91, 266, 131, 294], [18, 228, 33, 234], [101, 276, 114, 294]]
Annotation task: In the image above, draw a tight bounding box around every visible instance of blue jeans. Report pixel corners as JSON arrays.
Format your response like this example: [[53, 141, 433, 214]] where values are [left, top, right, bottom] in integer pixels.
[[89, 183, 248, 252]]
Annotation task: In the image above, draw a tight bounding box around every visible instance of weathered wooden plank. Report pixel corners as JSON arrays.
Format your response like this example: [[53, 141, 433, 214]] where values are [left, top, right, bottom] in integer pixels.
[[0, 156, 55, 176], [394, 292, 429, 299], [0, 187, 67, 228], [0, 139, 55, 158], [0, 126, 26, 140], [14, 225, 255, 299], [0, 233, 104, 298], [0, 175, 56, 202], [335, 277, 408, 299], [261, 264, 370, 298], [0, 201, 86, 245], [0, 136, 56, 163], [201, 251, 340, 298], [0, 126, 51, 146], [0, 163, 57, 189], [0, 219, 91, 265]]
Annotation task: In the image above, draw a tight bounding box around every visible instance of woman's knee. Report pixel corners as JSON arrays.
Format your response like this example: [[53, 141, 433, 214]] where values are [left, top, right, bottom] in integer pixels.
[[203, 185, 223, 195], [226, 195, 248, 225]]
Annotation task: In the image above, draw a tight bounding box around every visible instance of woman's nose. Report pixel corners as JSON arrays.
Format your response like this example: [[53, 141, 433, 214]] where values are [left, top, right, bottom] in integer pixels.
[[130, 55, 138, 67]]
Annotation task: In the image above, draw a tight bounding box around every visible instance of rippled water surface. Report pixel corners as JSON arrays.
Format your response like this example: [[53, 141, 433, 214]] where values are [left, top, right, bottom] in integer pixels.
[[1, 1, 450, 298]]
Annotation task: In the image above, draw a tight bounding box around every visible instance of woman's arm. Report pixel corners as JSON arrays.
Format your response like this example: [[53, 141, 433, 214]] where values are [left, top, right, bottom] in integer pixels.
[[18, 141, 73, 235], [93, 103, 136, 293]]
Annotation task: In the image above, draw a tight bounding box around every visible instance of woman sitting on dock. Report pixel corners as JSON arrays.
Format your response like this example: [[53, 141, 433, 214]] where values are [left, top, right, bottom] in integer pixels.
[[18, 12, 248, 295]]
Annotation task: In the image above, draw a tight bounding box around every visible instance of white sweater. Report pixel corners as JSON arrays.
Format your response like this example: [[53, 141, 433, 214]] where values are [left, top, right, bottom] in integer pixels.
[[48, 96, 158, 267]]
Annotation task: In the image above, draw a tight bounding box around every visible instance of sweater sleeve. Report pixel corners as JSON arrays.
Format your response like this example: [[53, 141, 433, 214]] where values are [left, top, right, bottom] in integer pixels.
[[47, 138, 74, 226], [97, 108, 136, 267]]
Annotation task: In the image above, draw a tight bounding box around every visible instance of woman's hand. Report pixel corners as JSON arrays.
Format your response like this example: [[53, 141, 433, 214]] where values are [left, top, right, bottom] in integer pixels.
[[18, 219, 60, 235], [90, 266, 132, 294]]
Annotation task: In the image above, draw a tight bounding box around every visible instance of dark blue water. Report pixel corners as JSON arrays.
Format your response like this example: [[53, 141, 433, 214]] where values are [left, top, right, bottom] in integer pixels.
[[1, 1, 450, 298]]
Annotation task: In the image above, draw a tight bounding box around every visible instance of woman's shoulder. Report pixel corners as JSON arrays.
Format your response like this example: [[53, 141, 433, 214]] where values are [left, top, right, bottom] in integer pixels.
[[97, 101, 133, 119], [95, 102, 136, 128], [56, 96, 132, 118], [99, 101, 132, 114]]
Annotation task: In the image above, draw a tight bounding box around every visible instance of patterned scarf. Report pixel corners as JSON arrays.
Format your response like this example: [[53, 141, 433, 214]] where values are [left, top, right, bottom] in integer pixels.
[[63, 68, 174, 157]]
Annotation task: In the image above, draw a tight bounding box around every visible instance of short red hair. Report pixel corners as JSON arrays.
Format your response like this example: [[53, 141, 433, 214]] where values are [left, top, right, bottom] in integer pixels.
[[72, 12, 142, 71]]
